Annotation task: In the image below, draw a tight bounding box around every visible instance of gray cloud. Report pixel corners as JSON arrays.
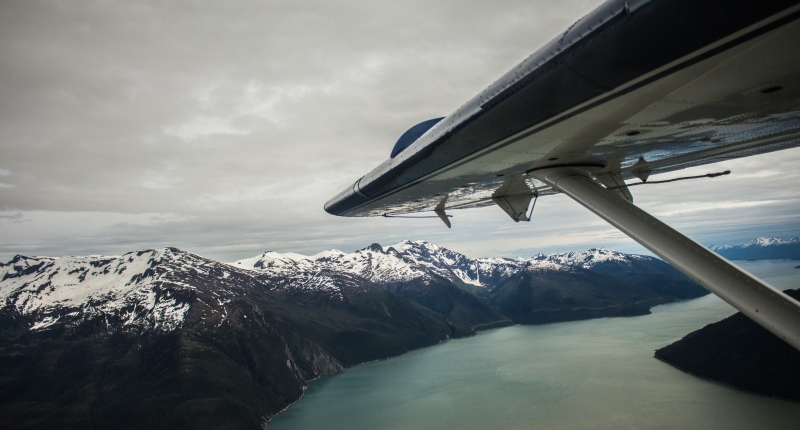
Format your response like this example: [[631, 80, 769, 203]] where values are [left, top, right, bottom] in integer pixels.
[[1, 0, 799, 262]]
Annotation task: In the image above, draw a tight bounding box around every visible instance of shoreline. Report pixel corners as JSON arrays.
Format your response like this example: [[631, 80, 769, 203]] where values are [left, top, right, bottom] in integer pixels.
[[265, 317, 518, 427], [653, 355, 800, 405]]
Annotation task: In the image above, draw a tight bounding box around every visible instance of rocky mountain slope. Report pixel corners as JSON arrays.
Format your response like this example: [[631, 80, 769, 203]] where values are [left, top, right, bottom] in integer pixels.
[[655, 289, 800, 403], [0, 248, 452, 429], [710, 237, 800, 261], [233, 241, 707, 325], [0, 241, 708, 429]]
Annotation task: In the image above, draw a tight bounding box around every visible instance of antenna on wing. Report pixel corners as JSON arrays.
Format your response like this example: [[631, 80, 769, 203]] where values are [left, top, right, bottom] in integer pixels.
[[380, 196, 452, 228], [606, 170, 730, 190]]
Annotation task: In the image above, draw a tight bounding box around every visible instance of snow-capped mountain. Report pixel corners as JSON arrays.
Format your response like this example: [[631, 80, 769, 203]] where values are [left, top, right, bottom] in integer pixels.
[[711, 236, 800, 250], [0, 241, 708, 428], [0, 246, 460, 428], [0, 249, 208, 332], [0, 247, 362, 334], [536, 247, 693, 281], [537, 248, 649, 270], [710, 236, 800, 260], [231, 241, 677, 294], [233, 240, 576, 290], [227, 241, 709, 328], [1, 240, 694, 336], [741, 237, 800, 248]]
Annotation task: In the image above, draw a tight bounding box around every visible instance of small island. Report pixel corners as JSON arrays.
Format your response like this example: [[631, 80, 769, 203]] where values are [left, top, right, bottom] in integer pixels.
[[655, 289, 800, 403]]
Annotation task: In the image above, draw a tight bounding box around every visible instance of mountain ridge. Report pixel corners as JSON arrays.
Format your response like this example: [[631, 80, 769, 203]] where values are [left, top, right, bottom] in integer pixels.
[[231, 241, 707, 322], [1, 241, 709, 337], [710, 236, 800, 260], [0, 241, 709, 429], [0, 246, 454, 429]]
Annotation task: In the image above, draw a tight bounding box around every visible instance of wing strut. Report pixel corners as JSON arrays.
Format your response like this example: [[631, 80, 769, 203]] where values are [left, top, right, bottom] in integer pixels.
[[533, 167, 800, 351]]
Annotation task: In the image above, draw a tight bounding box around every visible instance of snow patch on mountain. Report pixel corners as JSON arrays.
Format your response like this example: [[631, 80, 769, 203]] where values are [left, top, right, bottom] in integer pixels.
[[0, 249, 196, 332], [539, 248, 649, 270], [232, 240, 578, 288], [741, 237, 800, 248]]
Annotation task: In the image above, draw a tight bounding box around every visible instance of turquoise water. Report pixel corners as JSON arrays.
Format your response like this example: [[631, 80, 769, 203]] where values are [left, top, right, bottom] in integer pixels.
[[270, 260, 800, 430]]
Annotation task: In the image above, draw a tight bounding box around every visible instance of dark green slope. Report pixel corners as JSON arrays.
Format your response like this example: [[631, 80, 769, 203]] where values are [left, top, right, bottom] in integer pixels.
[[381, 276, 511, 336], [488, 269, 680, 324], [655, 289, 800, 403], [0, 313, 297, 430], [0, 267, 451, 430], [252, 273, 452, 365], [569, 256, 709, 300]]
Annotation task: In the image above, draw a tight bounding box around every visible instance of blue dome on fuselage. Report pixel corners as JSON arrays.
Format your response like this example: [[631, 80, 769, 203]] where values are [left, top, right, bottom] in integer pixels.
[[390, 117, 444, 158]]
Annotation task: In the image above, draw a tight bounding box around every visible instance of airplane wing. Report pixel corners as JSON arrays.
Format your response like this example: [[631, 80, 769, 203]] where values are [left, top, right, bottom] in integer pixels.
[[324, 0, 800, 351], [325, 0, 800, 219]]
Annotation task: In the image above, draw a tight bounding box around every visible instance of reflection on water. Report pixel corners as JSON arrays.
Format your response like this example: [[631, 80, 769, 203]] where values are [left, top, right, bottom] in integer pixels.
[[270, 260, 800, 430]]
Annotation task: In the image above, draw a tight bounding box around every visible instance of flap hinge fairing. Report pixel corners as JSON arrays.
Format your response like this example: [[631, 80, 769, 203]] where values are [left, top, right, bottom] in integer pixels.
[[631, 157, 652, 183], [492, 176, 536, 222], [434, 196, 451, 228], [595, 171, 633, 203]]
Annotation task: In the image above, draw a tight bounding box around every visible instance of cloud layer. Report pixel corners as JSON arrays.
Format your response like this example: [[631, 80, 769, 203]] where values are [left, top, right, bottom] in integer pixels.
[[1, 0, 799, 262]]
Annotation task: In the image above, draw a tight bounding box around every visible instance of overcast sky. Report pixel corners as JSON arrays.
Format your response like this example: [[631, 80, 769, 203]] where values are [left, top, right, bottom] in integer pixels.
[[1, 0, 799, 263]]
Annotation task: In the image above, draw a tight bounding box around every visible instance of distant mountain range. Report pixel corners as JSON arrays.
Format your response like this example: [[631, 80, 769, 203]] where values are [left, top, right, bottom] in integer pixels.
[[0, 241, 707, 429], [710, 237, 800, 261], [233, 241, 707, 324]]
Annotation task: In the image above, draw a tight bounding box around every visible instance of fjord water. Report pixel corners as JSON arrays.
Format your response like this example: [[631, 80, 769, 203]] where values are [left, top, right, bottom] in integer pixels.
[[270, 260, 800, 430]]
